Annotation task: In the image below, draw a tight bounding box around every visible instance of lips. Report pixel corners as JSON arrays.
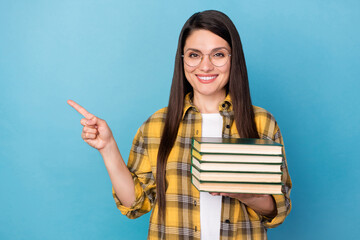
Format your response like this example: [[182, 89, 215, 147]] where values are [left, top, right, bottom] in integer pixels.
[[196, 74, 218, 84]]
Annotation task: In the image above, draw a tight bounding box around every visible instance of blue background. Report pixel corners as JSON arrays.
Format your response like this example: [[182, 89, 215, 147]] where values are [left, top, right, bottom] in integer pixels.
[[1, 0, 359, 239]]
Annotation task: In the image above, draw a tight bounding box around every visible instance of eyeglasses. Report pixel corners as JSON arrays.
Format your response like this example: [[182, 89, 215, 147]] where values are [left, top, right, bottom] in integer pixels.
[[182, 48, 231, 67]]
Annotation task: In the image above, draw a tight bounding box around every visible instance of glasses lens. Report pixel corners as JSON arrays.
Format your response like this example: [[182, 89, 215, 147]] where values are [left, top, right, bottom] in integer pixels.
[[183, 50, 202, 67], [210, 49, 230, 67]]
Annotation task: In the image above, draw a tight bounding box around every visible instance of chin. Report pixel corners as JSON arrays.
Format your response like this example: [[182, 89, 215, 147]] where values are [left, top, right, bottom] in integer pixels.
[[195, 88, 222, 97]]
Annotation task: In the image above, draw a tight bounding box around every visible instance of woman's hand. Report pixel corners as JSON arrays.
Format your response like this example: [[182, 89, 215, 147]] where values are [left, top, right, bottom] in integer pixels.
[[68, 99, 136, 207], [67, 100, 113, 151], [210, 192, 277, 218]]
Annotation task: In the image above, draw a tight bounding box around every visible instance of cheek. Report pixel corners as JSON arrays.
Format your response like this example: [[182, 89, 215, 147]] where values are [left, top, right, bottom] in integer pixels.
[[184, 65, 196, 82], [184, 64, 196, 74], [220, 63, 231, 78], [218, 65, 230, 86]]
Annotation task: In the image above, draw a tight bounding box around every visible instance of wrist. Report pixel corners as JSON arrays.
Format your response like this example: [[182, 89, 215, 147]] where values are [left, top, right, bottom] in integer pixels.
[[263, 195, 277, 218], [99, 138, 119, 159], [237, 194, 276, 217], [255, 195, 277, 218]]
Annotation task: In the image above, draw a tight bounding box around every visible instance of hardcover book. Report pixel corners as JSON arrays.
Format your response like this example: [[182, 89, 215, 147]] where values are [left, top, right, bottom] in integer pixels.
[[192, 137, 283, 155], [192, 156, 282, 173], [191, 175, 283, 194], [191, 165, 282, 183], [191, 147, 283, 164]]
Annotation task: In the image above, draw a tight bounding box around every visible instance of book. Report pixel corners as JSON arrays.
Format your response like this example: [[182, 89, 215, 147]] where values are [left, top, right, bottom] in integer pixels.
[[191, 148, 283, 164], [190, 137, 284, 194], [191, 165, 282, 183], [192, 156, 282, 173], [192, 137, 283, 155], [192, 175, 283, 194]]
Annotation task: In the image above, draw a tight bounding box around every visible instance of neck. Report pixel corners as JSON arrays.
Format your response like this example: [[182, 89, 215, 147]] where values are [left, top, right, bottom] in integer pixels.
[[193, 90, 226, 113]]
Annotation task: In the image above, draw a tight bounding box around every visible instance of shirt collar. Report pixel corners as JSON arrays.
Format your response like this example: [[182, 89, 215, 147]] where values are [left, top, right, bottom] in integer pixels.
[[182, 92, 196, 120], [182, 92, 233, 120]]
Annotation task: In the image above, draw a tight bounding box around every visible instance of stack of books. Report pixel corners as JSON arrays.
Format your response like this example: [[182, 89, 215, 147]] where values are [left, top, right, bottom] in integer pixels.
[[191, 137, 283, 195]]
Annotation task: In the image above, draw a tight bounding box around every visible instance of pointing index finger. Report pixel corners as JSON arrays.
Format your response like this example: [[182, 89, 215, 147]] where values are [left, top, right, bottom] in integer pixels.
[[67, 100, 94, 120]]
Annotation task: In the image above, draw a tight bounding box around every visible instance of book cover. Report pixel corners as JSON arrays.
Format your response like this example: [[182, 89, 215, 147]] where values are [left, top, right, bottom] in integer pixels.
[[191, 147, 283, 164], [191, 175, 283, 195], [191, 164, 282, 183], [192, 137, 283, 155], [192, 156, 282, 173]]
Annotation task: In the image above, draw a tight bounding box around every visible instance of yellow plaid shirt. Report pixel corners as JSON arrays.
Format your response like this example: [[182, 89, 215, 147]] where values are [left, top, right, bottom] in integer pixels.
[[113, 93, 292, 240]]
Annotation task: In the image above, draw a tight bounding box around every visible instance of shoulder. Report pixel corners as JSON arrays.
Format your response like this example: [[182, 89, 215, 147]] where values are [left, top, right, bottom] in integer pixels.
[[253, 105, 276, 121], [252, 105, 279, 139], [138, 107, 168, 137], [143, 107, 168, 125]]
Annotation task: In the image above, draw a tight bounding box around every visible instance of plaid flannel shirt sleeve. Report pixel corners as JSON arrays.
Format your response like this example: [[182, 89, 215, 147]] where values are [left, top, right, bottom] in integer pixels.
[[262, 121, 292, 228], [113, 126, 156, 219]]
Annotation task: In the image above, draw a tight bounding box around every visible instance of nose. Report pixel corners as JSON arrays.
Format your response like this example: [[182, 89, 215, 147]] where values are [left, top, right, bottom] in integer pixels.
[[198, 54, 214, 72]]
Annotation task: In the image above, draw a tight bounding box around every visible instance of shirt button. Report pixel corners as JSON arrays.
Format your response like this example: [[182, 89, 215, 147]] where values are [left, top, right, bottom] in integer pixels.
[[195, 226, 197, 232], [194, 200, 197, 206], [196, 130, 199, 135], [226, 124, 230, 129], [225, 219, 231, 224]]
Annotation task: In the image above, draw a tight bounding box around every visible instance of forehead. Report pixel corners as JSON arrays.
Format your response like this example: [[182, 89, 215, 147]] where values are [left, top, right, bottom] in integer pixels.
[[184, 29, 230, 52]]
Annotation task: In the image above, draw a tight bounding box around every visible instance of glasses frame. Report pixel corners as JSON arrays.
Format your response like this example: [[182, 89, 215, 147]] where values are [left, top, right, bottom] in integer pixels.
[[181, 48, 232, 67]]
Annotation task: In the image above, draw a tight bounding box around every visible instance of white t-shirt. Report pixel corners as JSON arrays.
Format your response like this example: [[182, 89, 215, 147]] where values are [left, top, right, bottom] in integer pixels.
[[200, 113, 223, 240]]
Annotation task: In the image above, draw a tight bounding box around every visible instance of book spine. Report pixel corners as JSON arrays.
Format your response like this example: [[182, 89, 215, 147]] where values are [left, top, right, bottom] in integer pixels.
[[191, 163, 283, 175]]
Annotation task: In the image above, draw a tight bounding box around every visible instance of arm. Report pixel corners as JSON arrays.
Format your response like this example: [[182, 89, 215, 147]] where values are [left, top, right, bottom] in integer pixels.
[[237, 123, 292, 227], [261, 123, 292, 228], [67, 100, 136, 207], [112, 126, 156, 219], [212, 120, 292, 226], [211, 193, 277, 218], [100, 139, 136, 208]]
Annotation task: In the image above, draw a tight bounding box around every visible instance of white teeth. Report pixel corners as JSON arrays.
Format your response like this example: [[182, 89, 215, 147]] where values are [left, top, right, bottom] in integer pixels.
[[198, 76, 216, 80]]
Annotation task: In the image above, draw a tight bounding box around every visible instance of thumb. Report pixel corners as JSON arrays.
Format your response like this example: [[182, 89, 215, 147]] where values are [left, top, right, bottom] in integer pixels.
[[86, 117, 98, 126], [87, 116, 107, 128]]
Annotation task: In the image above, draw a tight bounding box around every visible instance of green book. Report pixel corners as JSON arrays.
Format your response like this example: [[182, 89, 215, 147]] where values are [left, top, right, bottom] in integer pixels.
[[191, 164, 282, 183], [192, 137, 283, 155], [191, 147, 283, 164], [191, 156, 282, 173], [191, 175, 283, 195]]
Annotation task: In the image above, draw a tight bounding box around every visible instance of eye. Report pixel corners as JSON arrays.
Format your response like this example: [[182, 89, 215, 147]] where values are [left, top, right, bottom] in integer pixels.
[[213, 52, 225, 58], [189, 52, 200, 58]]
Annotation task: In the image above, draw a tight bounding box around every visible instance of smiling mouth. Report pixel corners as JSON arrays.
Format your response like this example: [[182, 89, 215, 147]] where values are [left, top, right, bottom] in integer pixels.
[[196, 74, 218, 83]]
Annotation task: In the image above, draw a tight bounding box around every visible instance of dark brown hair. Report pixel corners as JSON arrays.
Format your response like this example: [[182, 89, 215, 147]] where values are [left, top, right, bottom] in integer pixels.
[[156, 10, 259, 222]]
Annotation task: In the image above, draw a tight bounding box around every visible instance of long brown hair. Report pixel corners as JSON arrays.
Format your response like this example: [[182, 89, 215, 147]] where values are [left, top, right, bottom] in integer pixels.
[[156, 10, 259, 222]]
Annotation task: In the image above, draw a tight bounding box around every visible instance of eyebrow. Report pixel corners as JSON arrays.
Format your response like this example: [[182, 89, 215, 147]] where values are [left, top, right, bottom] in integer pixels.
[[184, 47, 231, 53]]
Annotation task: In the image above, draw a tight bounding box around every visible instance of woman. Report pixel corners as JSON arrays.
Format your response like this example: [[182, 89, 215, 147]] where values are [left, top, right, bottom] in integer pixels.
[[68, 10, 291, 240]]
